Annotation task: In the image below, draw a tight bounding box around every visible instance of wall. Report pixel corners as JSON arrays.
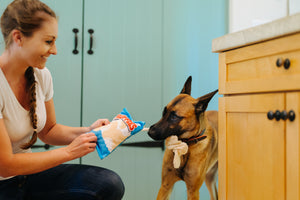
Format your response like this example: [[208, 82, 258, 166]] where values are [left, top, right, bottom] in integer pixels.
[[229, 0, 288, 33], [162, 0, 228, 197], [290, 0, 300, 14], [163, 0, 228, 111], [229, 0, 300, 33]]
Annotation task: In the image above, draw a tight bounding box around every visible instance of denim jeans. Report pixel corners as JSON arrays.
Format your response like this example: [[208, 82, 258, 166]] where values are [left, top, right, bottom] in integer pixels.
[[0, 164, 125, 200]]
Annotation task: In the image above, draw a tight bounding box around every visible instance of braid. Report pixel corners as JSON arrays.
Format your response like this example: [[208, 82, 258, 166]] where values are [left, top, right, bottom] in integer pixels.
[[21, 66, 38, 149]]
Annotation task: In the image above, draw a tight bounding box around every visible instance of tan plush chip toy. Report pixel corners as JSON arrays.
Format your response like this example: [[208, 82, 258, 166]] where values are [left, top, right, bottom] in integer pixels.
[[91, 108, 145, 159]]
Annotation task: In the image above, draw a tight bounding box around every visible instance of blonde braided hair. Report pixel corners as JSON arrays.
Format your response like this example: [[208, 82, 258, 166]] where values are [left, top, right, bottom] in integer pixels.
[[21, 67, 38, 149]]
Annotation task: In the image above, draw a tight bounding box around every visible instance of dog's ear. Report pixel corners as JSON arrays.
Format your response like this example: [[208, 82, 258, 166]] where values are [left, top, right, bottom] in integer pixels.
[[180, 76, 192, 95], [195, 89, 218, 115]]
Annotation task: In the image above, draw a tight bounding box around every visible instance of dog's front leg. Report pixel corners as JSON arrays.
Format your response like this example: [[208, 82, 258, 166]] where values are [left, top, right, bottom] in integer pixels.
[[184, 164, 206, 200], [157, 177, 178, 200], [157, 151, 180, 200], [205, 162, 218, 200], [185, 176, 205, 200]]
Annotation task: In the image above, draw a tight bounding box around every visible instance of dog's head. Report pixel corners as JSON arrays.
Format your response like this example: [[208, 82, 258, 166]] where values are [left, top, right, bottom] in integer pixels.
[[148, 76, 218, 140]]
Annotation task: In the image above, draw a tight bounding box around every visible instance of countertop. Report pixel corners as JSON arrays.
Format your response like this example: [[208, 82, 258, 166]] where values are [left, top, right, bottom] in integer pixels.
[[212, 12, 300, 53]]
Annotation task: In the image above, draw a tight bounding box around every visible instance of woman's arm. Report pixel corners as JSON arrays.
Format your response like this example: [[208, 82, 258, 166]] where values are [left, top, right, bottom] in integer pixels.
[[38, 99, 109, 145], [0, 98, 107, 178], [0, 119, 97, 178]]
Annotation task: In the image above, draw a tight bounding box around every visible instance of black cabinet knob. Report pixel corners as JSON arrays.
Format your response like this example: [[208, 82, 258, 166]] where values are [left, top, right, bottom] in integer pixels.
[[274, 110, 281, 121], [288, 110, 296, 122], [276, 58, 283, 67], [267, 111, 274, 120], [284, 59, 291, 69], [280, 110, 288, 120]]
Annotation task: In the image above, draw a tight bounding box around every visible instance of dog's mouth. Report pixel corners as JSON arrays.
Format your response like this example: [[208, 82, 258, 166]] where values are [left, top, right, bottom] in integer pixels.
[[147, 130, 165, 141], [148, 125, 181, 141]]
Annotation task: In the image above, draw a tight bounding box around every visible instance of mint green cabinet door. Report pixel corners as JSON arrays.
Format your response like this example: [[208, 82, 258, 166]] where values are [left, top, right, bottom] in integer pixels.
[[81, 0, 165, 199], [36, 0, 83, 163], [82, 0, 163, 124], [34, 0, 83, 164], [42, 0, 83, 128]]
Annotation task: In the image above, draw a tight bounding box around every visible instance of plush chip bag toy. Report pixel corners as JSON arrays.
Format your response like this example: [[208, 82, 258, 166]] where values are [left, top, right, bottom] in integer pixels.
[[91, 108, 145, 159]]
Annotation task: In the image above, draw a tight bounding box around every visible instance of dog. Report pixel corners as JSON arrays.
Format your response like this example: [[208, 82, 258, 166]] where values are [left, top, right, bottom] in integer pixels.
[[148, 76, 218, 200]]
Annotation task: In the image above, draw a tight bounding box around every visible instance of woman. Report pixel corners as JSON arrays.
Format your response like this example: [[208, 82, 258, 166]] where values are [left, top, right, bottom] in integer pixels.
[[0, 0, 124, 199]]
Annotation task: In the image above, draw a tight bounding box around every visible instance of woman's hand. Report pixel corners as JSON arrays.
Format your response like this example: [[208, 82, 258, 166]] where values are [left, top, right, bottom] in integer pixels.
[[61, 118, 110, 160], [89, 119, 110, 130], [64, 133, 98, 159]]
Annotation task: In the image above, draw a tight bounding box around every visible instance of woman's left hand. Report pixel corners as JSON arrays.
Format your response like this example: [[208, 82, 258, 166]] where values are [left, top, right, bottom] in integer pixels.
[[89, 119, 110, 130]]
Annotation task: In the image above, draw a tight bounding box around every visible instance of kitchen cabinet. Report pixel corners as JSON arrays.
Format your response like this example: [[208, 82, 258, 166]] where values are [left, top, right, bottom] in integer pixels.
[[215, 31, 300, 199]]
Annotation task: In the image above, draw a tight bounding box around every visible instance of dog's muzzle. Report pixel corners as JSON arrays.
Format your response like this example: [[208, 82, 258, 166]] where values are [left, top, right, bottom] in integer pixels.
[[148, 124, 164, 140]]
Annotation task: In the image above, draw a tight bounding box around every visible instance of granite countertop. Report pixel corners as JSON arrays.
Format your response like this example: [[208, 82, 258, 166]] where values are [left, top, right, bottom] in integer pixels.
[[212, 12, 300, 53]]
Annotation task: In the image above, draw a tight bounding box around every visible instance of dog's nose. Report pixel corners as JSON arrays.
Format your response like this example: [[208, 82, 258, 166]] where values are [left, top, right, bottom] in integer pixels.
[[148, 124, 158, 134], [148, 125, 161, 140], [149, 124, 155, 130], [148, 125, 155, 134]]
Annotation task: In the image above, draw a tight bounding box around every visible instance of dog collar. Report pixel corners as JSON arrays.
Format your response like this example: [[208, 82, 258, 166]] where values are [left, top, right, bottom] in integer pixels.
[[181, 129, 206, 145]]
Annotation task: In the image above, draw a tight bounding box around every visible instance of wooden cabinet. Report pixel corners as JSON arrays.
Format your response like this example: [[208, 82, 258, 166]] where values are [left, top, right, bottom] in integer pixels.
[[218, 33, 300, 199]]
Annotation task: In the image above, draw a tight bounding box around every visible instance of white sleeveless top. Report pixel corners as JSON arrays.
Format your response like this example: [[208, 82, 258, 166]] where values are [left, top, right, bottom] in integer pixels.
[[0, 67, 53, 180]]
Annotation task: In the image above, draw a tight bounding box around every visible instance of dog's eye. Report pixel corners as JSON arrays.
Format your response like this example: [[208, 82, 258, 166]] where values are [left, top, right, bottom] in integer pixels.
[[169, 111, 182, 122]]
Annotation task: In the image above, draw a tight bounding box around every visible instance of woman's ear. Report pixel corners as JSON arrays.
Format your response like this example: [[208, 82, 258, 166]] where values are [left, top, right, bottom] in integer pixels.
[[11, 29, 23, 47]]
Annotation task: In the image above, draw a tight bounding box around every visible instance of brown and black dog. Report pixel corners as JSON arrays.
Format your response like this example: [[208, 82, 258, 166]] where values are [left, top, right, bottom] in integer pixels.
[[148, 76, 218, 200]]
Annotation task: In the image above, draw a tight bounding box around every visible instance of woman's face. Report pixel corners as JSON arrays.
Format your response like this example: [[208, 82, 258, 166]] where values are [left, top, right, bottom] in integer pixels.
[[20, 15, 58, 69]]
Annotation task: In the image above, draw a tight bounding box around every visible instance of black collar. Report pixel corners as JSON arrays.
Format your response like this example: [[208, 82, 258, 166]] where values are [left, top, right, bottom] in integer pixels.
[[180, 129, 206, 145]]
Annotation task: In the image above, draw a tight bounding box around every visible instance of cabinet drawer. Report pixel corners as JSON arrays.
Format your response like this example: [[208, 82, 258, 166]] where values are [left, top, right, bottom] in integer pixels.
[[219, 33, 300, 94]]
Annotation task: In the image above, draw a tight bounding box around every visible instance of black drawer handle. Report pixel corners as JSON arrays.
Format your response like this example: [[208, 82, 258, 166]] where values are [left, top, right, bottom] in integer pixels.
[[121, 141, 164, 151], [31, 144, 53, 150], [87, 29, 94, 55], [72, 28, 79, 54]]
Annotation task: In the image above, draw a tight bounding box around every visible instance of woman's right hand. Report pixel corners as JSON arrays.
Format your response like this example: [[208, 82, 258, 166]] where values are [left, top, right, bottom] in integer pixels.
[[64, 132, 98, 160]]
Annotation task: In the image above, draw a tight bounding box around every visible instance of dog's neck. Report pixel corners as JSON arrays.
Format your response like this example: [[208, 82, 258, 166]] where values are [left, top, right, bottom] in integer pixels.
[[181, 113, 207, 145]]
